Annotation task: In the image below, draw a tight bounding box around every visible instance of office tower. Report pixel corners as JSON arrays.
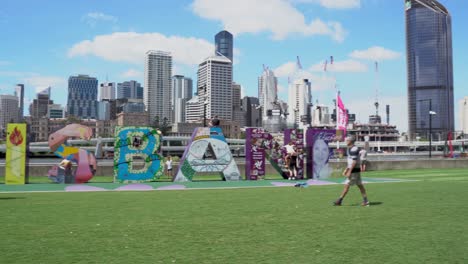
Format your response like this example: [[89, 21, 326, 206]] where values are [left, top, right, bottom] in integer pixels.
[[232, 82, 245, 126], [117, 80, 143, 100], [47, 104, 65, 119], [100, 82, 116, 101], [29, 87, 53, 118], [144, 50, 172, 124], [197, 55, 233, 121], [287, 78, 312, 129], [171, 75, 193, 123], [67, 74, 98, 119], [14, 84, 24, 121], [460, 97, 468, 135], [258, 67, 285, 131], [185, 95, 201, 123], [215, 30, 233, 62], [241, 96, 260, 127], [405, 0, 454, 139], [0, 95, 19, 131]]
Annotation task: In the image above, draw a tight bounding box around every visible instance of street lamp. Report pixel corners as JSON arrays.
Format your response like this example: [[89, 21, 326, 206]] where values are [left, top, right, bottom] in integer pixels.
[[418, 99, 436, 158]]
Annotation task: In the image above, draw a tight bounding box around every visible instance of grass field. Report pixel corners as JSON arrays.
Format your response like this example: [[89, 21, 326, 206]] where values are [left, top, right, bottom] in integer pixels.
[[1, 168, 467, 263]]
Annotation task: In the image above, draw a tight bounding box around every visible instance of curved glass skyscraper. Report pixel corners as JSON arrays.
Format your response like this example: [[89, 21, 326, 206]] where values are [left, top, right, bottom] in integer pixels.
[[405, 0, 454, 140]]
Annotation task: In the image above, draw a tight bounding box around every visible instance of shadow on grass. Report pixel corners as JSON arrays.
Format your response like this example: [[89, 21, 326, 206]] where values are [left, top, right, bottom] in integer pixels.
[[346, 201, 384, 206], [0, 197, 25, 200]]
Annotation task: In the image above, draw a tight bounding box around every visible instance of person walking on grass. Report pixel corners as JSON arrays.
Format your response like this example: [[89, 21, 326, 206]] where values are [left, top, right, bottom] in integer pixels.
[[359, 148, 368, 172], [334, 135, 370, 206], [165, 155, 173, 178]]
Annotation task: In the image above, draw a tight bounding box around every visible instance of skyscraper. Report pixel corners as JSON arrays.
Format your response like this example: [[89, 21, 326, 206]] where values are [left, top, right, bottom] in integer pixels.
[[117, 80, 143, 100], [171, 75, 193, 123], [258, 67, 285, 132], [232, 82, 245, 126], [0, 95, 19, 131], [67, 75, 98, 119], [215, 30, 233, 62], [144, 50, 172, 124], [100, 82, 116, 101], [29, 87, 53, 118], [287, 78, 312, 129], [14, 84, 24, 121], [405, 0, 454, 139], [197, 55, 233, 121]]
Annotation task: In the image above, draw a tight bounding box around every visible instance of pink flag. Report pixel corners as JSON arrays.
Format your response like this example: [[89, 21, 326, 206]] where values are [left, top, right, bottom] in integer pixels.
[[337, 93, 348, 135]]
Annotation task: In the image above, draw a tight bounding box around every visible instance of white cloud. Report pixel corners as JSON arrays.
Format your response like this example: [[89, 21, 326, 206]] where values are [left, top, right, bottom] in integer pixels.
[[274, 61, 297, 77], [23, 75, 66, 93], [192, 0, 347, 41], [349, 46, 401, 61], [310, 59, 368, 72], [68, 32, 215, 66], [292, 0, 360, 9], [83, 12, 118, 27], [121, 69, 142, 78]]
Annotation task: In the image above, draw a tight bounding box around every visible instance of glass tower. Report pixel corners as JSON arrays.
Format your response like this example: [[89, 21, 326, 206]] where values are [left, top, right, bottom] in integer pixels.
[[67, 75, 98, 119], [405, 0, 454, 140], [215, 30, 233, 62]]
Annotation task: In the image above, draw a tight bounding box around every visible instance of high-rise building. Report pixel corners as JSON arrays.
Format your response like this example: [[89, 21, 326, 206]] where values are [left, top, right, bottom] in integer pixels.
[[14, 84, 24, 121], [197, 55, 233, 121], [144, 51, 172, 124], [241, 96, 260, 127], [171, 75, 193, 123], [67, 75, 98, 119], [312, 104, 331, 126], [98, 100, 112, 121], [29, 87, 53, 118], [460, 96, 468, 135], [185, 95, 201, 123], [0, 95, 19, 131], [258, 67, 285, 132], [232, 82, 245, 126], [117, 80, 143, 100], [215, 30, 233, 62], [47, 104, 65, 119], [287, 78, 312, 129], [100, 82, 116, 101], [405, 0, 454, 139]]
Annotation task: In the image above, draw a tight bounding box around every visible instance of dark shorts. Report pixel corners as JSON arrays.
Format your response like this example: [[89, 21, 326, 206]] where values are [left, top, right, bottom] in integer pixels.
[[167, 168, 172, 171], [289, 156, 297, 169]]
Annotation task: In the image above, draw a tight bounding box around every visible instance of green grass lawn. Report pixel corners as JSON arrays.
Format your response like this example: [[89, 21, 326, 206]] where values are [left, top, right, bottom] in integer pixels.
[[1, 168, 468, 263]]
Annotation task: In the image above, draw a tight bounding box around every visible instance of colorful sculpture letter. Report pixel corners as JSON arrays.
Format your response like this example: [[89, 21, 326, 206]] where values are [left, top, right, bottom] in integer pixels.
[[174, 127, 241, 182], [48, 124, 97, 183], [114, 126, 163, 183]]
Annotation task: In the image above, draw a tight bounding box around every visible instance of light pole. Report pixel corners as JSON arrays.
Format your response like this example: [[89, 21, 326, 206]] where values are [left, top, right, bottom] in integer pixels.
[[418, 99, 436, 158]]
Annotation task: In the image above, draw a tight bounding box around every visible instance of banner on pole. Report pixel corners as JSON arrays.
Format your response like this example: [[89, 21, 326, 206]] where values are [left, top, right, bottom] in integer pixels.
[[5, 124, 28, 184]]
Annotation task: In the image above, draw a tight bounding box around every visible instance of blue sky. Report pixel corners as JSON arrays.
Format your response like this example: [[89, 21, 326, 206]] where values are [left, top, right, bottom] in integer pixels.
[[0, 0, 467, 133]]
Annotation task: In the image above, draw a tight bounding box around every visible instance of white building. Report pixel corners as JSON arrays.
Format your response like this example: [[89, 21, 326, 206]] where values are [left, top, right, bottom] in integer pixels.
[[185, 96, 201, 123], [145, 50, 172, 124], [197, 55, 233, 121], [287, 78, 312, 129], [100, 82, 116, 101], [258, 67, 286, 132], [312, 104, 330, 126], [0, 94, 19, 131], [15, 84, 24, 121], [460, 96, 468, 134], [171, 75, 193, 123]]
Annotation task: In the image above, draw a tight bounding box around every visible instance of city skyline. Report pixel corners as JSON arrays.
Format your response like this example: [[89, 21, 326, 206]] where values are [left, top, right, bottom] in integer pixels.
[[1, 0, 468, 133]]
